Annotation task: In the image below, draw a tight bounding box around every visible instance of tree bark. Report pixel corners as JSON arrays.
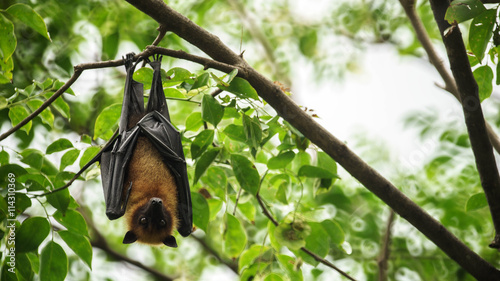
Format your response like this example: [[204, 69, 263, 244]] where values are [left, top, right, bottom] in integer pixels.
[[429, 0, 500, 248]]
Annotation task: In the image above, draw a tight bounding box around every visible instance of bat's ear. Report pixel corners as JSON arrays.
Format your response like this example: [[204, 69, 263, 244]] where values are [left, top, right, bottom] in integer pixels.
[[123, 231, 138, 244], [163, 235, 178, 248]]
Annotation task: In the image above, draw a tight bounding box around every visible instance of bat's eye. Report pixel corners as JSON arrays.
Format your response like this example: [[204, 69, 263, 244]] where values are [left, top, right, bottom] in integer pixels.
[[159, 220, 166, 226], [140, 217, 148, 225]]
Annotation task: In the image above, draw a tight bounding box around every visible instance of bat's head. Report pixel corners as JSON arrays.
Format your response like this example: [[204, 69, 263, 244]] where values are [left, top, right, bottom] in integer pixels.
[[123, 197, 177, 247]]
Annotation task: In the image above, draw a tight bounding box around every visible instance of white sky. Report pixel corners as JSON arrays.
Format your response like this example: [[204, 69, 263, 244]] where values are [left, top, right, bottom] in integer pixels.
[[293, 43, 470, 173]]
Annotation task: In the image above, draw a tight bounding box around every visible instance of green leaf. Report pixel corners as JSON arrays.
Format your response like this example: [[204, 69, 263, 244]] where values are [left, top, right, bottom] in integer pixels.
[[445, 0, 486, 24], [102, 31, 119, 60], [58, 231, 92, 269], [0, 14, 16, 61], [51, 95, 70, 118], [165, 67, 193, 86], [268, 151, 295, 169], [46, 138, 74, 154], [16, 217, 50, 253], [277, 255, 303, 281], [318, 151, 337, 170], [191, 130, 214, 159], [211, 72, 229, 87], [239, 245, 270, 272], [81, 134, 92, 144], [185, 112, 203, 132], [16, 253, 34, 280], [79, 146, 100, 169], [298, 165, 338, 179], [201, 94, 224, 127], [223, 124, 247, 142], [469, 9, 496, 62], [94, 103, 121, 140], [466, 192, 488, 211], [0, 150, 9, 165], [194, 148, 221, 184], [219, 77, 259, 100], [40, 241, 67, 281], [20, 149, 43, 169], [268, 221, 280, 251], [191, 192, 209, 231], [299, 29, 318, 58], [321, 220, 345, 245], [26, 99, 54, 127], [276, 182, 288, 204], [1, 258, 18, 281], [242, 114, 262, 148], [53, 209, 88, 236], [223, 213, 247, 258], [207, 198, 223, 220], [497, 59, 500, 85], [164, 88, 185, 98], [60, 149, 80, 171], [0, 96, 8, 109], [274, 214, 311, 251], [238, 201, 256, 223], [203, 166, 227, 192], [46, 187, 70, 213], [264, 273, 285, 281], [473, 65, 493, 101], [6, 4, 51, 41], [297, 222, 329, 266], [231, 154, 260, 195], [133, 68, 153, 90], [192, 73, 210, 90], [9, 105, 31, 134]]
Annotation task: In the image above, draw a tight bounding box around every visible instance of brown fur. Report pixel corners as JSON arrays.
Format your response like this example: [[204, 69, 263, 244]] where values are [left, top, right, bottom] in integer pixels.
[[124, 136, 179, 244]]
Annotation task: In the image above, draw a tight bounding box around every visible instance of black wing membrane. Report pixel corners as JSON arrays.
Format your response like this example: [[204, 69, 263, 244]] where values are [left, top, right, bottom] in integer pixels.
[[87, 54, 192, 237]]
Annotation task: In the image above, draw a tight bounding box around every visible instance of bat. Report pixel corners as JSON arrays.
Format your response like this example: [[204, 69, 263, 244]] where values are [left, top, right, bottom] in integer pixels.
[[87, 53, 192, 247]]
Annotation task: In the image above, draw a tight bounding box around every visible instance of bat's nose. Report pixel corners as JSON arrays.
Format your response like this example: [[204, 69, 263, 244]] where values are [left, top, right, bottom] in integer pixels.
[[150, 197, 162, 205]]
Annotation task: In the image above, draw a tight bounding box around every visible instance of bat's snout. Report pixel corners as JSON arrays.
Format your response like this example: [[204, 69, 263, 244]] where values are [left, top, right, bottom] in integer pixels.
[[150, 197, 163, 205]]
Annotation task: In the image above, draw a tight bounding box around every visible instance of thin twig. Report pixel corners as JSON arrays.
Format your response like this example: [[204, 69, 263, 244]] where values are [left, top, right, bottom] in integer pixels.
[[377, 210, 395, 281], [190, 234, 239, 274], [211, 88, 223, 97], [152, 25, 168, 46], [255, 193, 356, 280]]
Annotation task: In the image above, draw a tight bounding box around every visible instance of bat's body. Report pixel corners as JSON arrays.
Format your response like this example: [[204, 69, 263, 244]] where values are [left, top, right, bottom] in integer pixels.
[[88, 54, 192, 247], [122, 136, 180, 245]]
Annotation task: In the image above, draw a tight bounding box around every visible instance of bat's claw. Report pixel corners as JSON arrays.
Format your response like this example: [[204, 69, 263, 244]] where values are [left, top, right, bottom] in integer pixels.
[[148, 54, 163, 71], [123, 52, 136, 70]]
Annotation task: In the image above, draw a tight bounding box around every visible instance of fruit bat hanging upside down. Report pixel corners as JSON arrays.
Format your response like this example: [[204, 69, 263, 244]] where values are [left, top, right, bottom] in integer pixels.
[[87, 53, 192, 247]]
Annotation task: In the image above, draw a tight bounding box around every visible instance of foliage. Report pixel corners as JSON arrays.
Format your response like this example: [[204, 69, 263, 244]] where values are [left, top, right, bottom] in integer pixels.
[[1, 0, 500, 281]]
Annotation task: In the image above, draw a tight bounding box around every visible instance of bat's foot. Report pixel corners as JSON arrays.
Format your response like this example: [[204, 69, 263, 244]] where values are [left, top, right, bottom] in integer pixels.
[[148, 54, 163, 71], [123, 52, 136, 70]]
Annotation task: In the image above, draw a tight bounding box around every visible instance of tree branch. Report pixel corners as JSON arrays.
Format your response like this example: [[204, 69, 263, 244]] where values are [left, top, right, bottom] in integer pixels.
[[255, 194, 356, 281], [152, 25, 168, 46], [0, 68, 82, 142], [377, 210, 395, 281], [124, 0, 500, 278], [399, 0, 500, 154], [0, 47, 238, 142], [429, 0, 500, 249]]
